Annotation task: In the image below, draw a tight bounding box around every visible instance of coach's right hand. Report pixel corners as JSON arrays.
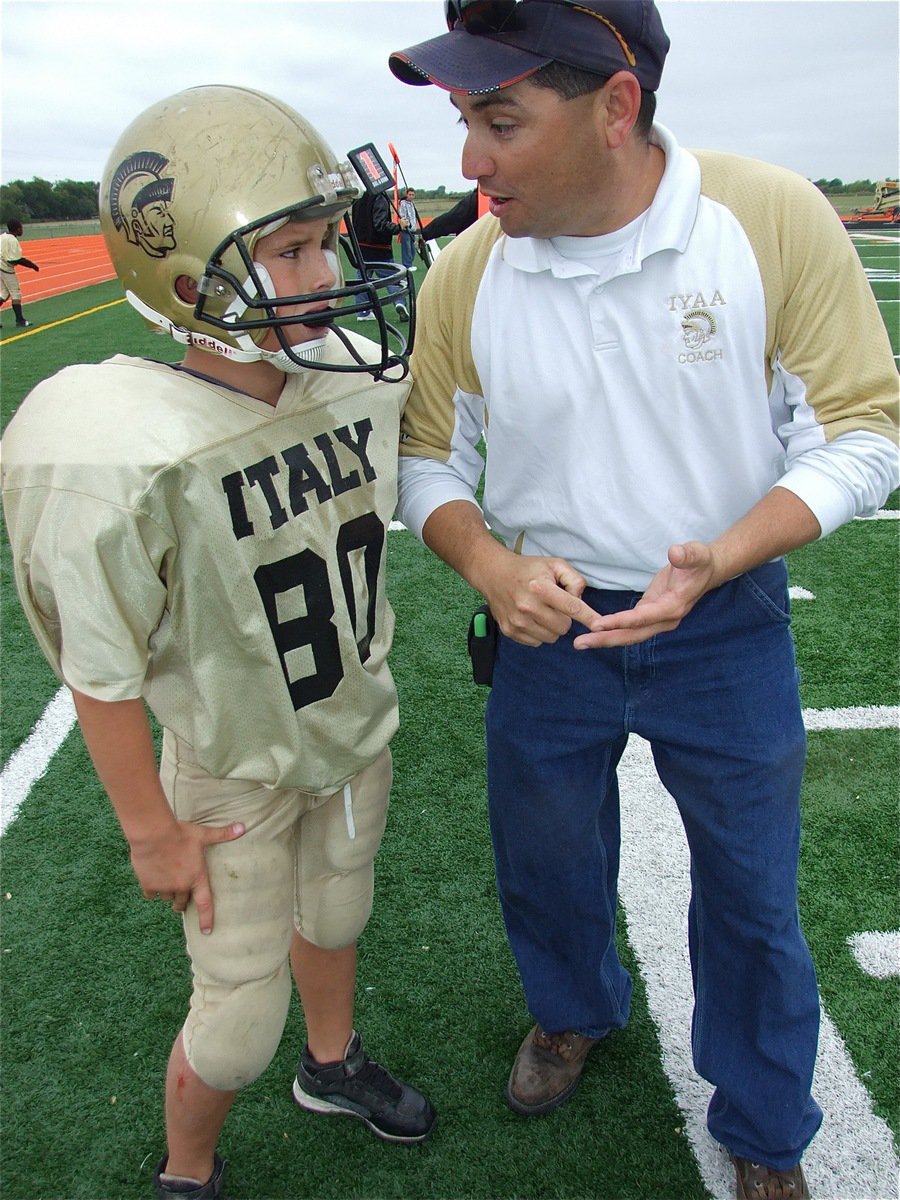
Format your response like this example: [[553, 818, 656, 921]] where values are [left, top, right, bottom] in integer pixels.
[[420, 500, 604, 647]]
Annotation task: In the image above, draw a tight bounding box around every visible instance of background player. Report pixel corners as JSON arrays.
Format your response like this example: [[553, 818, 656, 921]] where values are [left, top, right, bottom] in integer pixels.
[[0, 218, 39, 327], [2, 85, 430, 1200]]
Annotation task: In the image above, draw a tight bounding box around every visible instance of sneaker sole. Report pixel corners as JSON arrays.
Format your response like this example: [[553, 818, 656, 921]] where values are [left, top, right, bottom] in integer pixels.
[[291, 1079, 434, 1144]]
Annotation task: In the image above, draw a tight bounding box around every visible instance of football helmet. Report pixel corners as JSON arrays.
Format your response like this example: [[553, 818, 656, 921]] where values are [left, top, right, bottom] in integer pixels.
[[99, 85, 413, 379]]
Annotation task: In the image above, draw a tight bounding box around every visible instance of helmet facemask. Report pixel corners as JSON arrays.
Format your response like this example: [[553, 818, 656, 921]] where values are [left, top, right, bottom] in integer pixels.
[[195, 197, 414, 381], [100, 86, 414, 383]]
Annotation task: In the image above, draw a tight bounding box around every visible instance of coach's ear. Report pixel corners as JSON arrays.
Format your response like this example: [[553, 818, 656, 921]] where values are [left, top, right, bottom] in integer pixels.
[[174, 275, 199, 304]]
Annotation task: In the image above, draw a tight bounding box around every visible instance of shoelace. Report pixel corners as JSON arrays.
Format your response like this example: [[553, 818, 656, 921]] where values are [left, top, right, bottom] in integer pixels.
[[533, 1028, 584, 1060], [353, 1056, 403, 1101], [747, 1162, 799, 1199]]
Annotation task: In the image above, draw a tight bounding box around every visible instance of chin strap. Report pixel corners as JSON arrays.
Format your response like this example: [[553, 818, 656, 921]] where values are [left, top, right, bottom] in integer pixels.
[[126, 291, 263, 361], [258, 337, 327, 371], [125, 289, 327, 372]]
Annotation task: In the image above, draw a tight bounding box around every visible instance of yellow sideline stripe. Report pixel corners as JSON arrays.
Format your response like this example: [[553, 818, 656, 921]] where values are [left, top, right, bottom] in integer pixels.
[[2, 297, 126, 342]]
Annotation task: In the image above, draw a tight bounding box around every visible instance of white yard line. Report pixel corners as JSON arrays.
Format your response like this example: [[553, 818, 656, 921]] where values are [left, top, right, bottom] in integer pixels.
[[804, 705, 899, 731], [848, 932, 900, 980], [618, 715, 899, 1200], [0, 686, 76, 836]]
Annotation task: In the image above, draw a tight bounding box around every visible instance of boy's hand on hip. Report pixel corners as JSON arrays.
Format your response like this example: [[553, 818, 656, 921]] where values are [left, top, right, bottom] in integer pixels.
[[130, 819, 246, 934]]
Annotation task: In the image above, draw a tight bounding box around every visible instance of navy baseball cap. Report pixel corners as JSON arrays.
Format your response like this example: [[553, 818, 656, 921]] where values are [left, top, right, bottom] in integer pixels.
[[389, 0, 669, 94]]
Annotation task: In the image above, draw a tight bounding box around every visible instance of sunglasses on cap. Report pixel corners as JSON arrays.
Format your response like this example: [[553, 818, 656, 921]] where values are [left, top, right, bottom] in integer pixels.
[[443, 0, 518, 32], [443, 0, 636, 66]]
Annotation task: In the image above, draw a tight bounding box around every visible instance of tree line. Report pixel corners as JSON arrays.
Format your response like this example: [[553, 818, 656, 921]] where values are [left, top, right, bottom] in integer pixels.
[[1, 173, 889, 227], [1, 178, 100, 224], [0, 177, 467, 227], [812, 178, 891, 195]]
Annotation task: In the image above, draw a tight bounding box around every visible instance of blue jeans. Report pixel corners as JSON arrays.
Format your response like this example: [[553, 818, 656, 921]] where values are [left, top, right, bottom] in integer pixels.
[[485, 560, 822, 1168], [400, 230, 417, 268], [355, 261, 405, 316]]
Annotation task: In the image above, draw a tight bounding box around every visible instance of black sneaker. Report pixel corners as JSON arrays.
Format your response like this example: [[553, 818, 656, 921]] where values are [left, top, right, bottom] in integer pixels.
[[153, 1153, 227, 1199], [395, 302, 409, 322], [292, 1031, 435, 1143]]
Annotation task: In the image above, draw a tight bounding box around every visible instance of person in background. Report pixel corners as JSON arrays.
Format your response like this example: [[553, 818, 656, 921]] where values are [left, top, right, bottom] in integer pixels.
[[348, 188, 410, 321], [398, 187, 421, 270], [419, 187, 479, 242], [388, 2, 899, 1198], [2, 84, 431, 1200], [0, 218, 39, 328]]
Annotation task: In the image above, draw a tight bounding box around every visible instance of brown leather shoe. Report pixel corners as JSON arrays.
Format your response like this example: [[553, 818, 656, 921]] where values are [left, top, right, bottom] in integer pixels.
[[506, 1024, 602, 1115], [734, 1157, 810, 1199]]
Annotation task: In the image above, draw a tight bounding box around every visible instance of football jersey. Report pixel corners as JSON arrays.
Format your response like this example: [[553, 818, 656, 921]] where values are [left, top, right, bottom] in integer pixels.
[[0, 231, 22, 273], [2, 341, 410, 794]]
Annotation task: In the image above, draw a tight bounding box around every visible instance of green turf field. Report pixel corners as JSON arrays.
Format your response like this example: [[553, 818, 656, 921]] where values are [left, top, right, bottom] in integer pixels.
[[0, 235, 897, 1200]]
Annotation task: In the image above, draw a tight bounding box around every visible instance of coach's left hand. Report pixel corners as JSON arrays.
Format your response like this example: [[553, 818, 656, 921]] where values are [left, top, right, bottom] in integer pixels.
[[573, 541, 717, 649]]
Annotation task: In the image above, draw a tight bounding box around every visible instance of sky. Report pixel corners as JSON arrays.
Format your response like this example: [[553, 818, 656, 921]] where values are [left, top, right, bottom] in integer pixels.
[[2, 0, 897, 193]]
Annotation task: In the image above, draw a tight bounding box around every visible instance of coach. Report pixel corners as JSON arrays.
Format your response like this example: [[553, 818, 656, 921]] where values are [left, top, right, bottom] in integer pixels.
[[388, 2, 899, 1197]]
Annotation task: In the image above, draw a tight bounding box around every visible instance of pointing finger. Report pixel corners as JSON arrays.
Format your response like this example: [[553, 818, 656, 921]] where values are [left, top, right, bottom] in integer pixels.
[[203, 821, 246, 845]]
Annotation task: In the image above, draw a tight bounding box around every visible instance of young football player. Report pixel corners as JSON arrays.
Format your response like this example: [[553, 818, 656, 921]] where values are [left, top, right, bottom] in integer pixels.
[[0, 217, 40, 326], [1, 84, 430, 1200]]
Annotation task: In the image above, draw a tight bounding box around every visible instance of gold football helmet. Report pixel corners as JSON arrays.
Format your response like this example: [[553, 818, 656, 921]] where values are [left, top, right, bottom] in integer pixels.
[[99, 85, 412, 379]]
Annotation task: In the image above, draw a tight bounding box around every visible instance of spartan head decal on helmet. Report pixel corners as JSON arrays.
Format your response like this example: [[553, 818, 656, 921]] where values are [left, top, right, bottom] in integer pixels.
[[99, 85, 413, 379], [107, 151, 176, 259]]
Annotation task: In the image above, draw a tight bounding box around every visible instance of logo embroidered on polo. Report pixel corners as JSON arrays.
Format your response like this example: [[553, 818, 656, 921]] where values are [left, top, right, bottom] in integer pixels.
[[677, 309, 723, 363], [681, 308, 717, 349], [666, 291, 727, 365]]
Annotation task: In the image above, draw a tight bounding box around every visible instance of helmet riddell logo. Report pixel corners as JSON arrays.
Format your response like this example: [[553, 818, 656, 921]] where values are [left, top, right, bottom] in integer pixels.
[[108, 151, 177, 259]]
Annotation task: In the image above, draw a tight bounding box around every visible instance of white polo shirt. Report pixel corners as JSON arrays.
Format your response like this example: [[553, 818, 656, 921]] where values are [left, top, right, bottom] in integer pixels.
[[398, 125, 898, 591]]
